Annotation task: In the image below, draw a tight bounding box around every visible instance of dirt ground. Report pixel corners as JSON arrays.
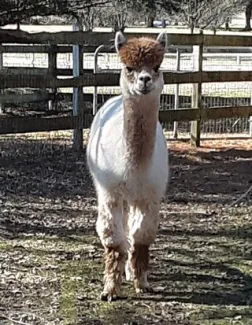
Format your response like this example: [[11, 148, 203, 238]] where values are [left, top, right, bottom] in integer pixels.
[[0, 133, 252, 325]]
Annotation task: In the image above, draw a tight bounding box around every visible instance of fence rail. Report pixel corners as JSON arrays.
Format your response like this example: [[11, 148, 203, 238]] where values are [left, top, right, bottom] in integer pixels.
[[1, 29, 252, 147], [2, 70, 252, 89], [1, 106, 251, 135], [3, 29, 252, 46], [2, 69, 252, 88]]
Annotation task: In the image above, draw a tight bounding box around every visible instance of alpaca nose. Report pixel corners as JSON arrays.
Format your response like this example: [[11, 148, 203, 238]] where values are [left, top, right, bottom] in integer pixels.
[[139, 75, 151, 84]]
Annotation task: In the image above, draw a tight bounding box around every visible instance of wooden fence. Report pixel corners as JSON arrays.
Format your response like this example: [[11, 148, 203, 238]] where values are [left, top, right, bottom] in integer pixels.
[[1, 28, 252, 148]]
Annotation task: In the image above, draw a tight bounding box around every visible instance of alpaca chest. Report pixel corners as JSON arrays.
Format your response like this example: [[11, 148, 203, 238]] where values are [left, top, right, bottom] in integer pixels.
[[86, 95, 169, 201], [121, 169, 161, 201], [89, 127, 168, 202]]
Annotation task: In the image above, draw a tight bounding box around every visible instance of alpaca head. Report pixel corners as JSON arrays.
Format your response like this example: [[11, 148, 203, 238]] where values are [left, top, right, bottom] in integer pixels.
[[115, 31, 167, 97]]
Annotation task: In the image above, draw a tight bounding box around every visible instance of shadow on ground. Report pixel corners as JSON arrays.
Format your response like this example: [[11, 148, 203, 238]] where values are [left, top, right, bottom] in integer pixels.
[[0, 136, 252, 324], [1, 137, 251, 204]]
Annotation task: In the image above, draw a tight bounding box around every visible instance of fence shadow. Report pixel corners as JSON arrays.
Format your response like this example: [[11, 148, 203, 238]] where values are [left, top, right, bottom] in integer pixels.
[[1, 137, 252, 322], [1, 137, 251, 202], [0, 137, 94, 198], [167, 145, 252, 204], [0, 137, 97, 240], [0, 137, 251, 240]]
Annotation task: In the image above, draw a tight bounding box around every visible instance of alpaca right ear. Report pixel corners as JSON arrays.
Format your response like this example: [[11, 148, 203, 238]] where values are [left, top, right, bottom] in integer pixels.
[[115, 31, 126, 53], [156, 32, 167, 49]]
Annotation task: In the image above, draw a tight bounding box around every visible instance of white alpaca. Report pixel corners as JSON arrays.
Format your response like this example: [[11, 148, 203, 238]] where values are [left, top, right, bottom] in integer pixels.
[[86, 31, 169, 301]]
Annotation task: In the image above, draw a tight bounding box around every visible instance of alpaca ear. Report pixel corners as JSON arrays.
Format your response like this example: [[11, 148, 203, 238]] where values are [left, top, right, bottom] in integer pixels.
[[115, 31, 126, 53], [156, 32, 167, 49]]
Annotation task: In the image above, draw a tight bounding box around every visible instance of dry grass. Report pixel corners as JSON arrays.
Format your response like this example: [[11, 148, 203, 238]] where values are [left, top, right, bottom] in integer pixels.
[[0, 133, 252, 325]]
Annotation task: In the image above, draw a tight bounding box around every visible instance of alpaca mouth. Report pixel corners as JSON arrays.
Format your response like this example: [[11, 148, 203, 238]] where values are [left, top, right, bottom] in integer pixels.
[[137, 88, 151, 95]]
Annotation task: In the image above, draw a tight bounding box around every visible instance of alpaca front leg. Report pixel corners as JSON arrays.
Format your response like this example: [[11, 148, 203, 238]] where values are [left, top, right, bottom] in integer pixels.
[[122, 200, 133, 282], [128, 201, 159, 294], [101, 245, 127, 301], [131, 244, 151, 293], [96, 197, 127, 301], [125, 257, 133, 281]]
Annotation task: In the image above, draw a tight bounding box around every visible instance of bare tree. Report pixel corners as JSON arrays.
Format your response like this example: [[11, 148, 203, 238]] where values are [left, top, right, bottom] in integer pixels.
[[145, 0, 156, 27], [96, 1, 129, 31], [111, 0, 130, 31], [75, 7, 101, 31], [97, 0, 154, 30], [0, 0, 111, 27], [143, 0, 180, 27], [175, 0, 243, 33]]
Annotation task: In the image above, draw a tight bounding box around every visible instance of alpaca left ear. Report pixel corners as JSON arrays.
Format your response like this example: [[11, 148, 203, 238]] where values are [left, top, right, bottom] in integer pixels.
[[157, 32, 167, 49], [115, 31, 126, 53]]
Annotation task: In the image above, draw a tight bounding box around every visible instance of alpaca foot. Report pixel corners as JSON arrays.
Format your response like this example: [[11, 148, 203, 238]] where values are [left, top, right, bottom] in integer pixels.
[[134, 279, 153, 294], [101, 246, 126, 302], [135, 286, 153, 294], [100, 289, 120, 302], [100, 280, 123, 301]]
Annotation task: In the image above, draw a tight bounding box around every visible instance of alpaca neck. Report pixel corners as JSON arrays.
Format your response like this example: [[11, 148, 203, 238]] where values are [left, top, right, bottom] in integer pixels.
[[123, 94, 160, 167]]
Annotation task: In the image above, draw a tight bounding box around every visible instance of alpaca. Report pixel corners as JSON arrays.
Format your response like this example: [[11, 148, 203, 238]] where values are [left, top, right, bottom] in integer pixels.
[[86, 31, 169, 301]]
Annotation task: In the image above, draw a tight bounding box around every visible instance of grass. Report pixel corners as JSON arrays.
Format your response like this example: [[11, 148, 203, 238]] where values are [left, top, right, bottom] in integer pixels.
[[0, 134, 251, 324], [1, 217, 252, 324]]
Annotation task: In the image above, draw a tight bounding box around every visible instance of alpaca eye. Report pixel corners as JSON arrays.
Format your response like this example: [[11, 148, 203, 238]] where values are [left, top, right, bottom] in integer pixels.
[[154, 65, 160, 73], [126, 66, 133, 73]]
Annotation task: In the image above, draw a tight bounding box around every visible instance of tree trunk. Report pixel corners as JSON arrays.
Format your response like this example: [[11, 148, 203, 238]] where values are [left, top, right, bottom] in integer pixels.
[[225, 18, 230, 31], [245, 1, 252, 31], [146, 0, 156, 27], [190, 23, 194, 34], [146, 12, 155, 27]]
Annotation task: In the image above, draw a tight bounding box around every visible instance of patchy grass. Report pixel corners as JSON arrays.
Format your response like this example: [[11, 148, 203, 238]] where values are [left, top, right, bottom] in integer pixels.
[[0, 135, 251, 324]]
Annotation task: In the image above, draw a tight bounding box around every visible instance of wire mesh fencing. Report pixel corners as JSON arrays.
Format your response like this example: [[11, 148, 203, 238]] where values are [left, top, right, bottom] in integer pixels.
[[90, 47, 252, 138], [1, 39, 252, 139]]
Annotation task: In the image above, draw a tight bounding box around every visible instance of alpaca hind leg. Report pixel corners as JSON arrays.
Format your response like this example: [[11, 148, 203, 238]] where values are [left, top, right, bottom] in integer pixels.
[[128, 201, 160, 293], [96, 194, 128, 301]]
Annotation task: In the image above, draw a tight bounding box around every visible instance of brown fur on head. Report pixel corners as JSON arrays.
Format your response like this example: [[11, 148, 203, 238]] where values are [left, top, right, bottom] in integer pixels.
[[115, 32, 167, 69], [115, 32, 167, 96], [118, 37, 165, 70]]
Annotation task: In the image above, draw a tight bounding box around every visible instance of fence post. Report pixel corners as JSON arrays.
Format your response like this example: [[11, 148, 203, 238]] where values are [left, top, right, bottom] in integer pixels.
[[190, 33, 203, 147], [48, 44, 57, 111], [0, 44, 4, 114], [72, 23, 84, 150], [250, 96, 252, 137], [173, 48, 181, 138]]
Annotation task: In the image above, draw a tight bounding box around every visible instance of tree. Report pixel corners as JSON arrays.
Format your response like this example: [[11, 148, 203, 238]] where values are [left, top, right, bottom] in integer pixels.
[[74, 7, 101, 31], [109, 0, 131, 31], [0, 0, 111, 27], [244, 0, 252, 30], [144, 0, 180, 27], [95, 1, 131, 31], [174, 0, 242, 33], [0, 0, 182, 29]]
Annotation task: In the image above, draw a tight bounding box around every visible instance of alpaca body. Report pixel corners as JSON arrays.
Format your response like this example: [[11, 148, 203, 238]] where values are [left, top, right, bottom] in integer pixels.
[[86, 31, 169, 301], [87, 95, 168, 204]]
